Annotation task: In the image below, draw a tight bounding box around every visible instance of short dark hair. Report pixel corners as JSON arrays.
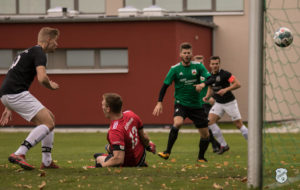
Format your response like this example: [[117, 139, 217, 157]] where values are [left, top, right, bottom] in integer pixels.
[[103, 93, 123, 113], [180, 42, 192, 52], [210, 56, 221, 62], [193, 55, 204, 61]]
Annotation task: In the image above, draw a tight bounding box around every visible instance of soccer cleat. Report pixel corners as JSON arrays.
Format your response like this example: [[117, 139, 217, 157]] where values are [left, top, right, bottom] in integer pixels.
[[40, 161, 59, 169], [158, 151, 170, 160], [217, 145, 230, 155], [8, 153, 35, 170], [213, 146, 220, 153], [197, 158, 208, 163]]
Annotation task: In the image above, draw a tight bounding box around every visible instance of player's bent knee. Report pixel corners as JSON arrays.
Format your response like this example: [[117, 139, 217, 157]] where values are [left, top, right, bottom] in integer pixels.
[[48, 110, 56, 122], [233, 120, 243, 129], [173, 123, 183, 129], [208, 114, 219, 125], [96, 156, 106, 164], [199, 128, 209, 138], [173, 120, 184, 128], [43, 115, 55, 130]]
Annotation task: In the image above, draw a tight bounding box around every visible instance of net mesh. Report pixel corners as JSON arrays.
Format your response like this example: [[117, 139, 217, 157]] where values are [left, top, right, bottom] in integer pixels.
[[264, 0, 300, 187]]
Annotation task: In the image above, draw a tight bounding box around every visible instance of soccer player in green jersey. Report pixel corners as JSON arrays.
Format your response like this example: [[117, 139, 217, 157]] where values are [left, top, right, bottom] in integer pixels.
[[153, 43, 214, 162]]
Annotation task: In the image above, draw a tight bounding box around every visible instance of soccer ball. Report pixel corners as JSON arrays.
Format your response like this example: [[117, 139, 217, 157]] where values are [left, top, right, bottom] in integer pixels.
[[273, 27, 293, 47]]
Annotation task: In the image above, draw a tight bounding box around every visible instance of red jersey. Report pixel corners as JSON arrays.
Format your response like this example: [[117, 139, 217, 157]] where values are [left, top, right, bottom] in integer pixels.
[[107, 110, 145, 166]]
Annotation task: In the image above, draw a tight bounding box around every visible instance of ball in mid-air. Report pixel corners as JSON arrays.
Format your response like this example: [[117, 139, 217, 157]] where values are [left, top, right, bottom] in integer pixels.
[[274, 27, 293, 47]]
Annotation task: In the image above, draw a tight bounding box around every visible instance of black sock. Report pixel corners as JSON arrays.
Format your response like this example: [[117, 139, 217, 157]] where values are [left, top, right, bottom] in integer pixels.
[[198, 138, 210, 159], [166, 126, 179, 154], [209, 129, 220, 149]]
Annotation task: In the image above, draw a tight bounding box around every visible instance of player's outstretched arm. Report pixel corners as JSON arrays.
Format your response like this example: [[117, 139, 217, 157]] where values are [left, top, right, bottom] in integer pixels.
[[36, 66, 59, 90], [138, 128, 156, 154], [0, 107, 12, 126]]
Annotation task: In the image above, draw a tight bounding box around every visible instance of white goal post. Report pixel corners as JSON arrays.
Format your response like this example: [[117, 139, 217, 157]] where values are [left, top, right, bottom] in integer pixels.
[[247, 0, 264, 189]]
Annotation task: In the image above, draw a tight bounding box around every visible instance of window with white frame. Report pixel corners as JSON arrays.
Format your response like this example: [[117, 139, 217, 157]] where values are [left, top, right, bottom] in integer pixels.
[[100, 49, 128, 68], [66, 50, 95, 68], [0, 49, 128, 73], [0, 0, 244, 15], [124, 0, 244, 12]]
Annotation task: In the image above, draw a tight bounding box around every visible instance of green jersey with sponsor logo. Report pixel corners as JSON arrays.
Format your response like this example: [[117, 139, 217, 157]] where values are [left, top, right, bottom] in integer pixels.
[[164, 61, 211, 108]]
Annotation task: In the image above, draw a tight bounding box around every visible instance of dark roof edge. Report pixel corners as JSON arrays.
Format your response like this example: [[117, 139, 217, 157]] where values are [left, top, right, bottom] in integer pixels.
[[0, 15, 217, 28]]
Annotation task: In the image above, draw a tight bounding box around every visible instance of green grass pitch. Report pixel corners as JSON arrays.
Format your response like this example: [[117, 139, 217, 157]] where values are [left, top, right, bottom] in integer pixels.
[[0, 132, 299, 189]]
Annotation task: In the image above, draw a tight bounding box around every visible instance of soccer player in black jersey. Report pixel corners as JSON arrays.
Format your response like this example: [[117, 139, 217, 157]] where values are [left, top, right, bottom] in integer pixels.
[[0, 27, 60, 170], [193, 55, 221, 153], [203, 56, 248, 154]]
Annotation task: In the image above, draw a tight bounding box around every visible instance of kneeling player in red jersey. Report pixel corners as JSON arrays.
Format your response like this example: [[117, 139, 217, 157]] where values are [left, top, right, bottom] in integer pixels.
[[91, 93, 156, 167]]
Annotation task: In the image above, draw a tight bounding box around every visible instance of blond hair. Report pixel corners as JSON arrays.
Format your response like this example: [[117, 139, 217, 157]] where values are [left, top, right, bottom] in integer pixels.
[[38, 27, 60, 43]]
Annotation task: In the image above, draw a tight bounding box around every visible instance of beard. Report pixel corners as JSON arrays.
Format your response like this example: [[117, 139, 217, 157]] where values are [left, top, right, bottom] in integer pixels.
[[182, 57, 191, 64]]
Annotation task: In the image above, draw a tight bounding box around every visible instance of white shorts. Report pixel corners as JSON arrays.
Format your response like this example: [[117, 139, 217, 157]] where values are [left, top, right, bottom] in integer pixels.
[[1, 91, 45, 122], [209, 99, 242, 121]]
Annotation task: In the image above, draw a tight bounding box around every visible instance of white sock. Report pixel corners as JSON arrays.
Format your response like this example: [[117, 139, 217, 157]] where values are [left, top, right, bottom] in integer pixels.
[[209, 123, 227, 147], [42, 131, 54, 166], [15, 125, 50, 155], [240, 125, 248, 140]]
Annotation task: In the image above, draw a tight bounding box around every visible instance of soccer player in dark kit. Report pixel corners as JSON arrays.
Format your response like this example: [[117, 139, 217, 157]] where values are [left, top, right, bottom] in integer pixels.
[[0, 27, 60, 170], [153, 42, 214, 162], [203, 56, 248, 154], [92, 93, 156, 167]]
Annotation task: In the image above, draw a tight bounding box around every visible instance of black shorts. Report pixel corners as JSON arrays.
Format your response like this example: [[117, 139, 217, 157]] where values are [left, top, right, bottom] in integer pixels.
[[173, 104, 208, 128], [202, 103, 212, 116]]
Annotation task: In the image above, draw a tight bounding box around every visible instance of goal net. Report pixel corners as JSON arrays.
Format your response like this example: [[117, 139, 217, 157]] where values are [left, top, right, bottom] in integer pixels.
[[263, 0, 300, 188]]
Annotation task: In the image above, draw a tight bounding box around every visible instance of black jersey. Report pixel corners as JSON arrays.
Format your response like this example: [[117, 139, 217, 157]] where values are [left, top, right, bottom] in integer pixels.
[[211, 69, 235, 103], [0, 46, 47, 97]]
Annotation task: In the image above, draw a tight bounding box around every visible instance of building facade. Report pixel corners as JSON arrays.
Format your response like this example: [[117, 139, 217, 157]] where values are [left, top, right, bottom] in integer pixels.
[[0, 0, 253, 125]]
